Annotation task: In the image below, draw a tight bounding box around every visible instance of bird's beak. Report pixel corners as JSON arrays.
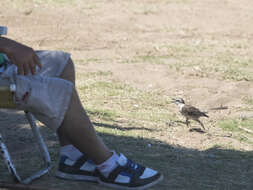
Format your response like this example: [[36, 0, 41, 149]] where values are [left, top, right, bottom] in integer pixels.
[[171, 98, 176, 103]]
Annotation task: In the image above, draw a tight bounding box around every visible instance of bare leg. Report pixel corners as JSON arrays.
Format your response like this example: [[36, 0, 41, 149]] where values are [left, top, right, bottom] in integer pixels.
[[54, 59, 163, 190], [57, 58, 111, 164], [57, 58, 75, 146]]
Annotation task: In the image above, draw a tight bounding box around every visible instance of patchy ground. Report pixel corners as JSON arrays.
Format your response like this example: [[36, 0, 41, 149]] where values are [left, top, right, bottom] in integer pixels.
[[0, 0, 253, 190]]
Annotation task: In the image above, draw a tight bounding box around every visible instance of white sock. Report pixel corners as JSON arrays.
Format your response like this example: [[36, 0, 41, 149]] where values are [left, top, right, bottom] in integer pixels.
[[60, 144, 83, 161], [97, 151, 119, 178]]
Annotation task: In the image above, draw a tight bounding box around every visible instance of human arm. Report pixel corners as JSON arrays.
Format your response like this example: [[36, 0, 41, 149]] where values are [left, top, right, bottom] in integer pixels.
[[0, 37, 42, 75]]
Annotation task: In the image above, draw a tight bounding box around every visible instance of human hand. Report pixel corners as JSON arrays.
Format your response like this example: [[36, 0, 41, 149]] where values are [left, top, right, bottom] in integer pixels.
[[3, 38, 42, 75]]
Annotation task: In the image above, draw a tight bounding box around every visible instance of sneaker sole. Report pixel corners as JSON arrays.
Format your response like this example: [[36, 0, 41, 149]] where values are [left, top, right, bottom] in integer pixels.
[[55, 171, 98, 182], [98, 174, 164, 190]]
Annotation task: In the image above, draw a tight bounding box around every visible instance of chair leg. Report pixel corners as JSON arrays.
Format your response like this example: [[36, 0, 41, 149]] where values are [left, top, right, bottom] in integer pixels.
[[0, 111, 51, 184], [22, 111, 51, 184], [25, 111, 51, 164], [0, 134, 21, 182]]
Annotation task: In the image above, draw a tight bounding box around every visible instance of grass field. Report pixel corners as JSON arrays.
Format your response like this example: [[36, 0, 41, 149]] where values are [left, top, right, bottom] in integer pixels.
[[0, 0, 253, 189]]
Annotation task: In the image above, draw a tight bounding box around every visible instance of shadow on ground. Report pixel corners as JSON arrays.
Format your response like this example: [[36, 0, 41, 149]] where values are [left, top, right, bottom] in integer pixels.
[[0, 110, 253, 190]]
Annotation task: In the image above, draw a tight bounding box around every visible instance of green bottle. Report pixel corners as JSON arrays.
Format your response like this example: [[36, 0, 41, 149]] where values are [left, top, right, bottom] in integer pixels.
[[0, 53, 4, 65], [0, 26, 8, 65]]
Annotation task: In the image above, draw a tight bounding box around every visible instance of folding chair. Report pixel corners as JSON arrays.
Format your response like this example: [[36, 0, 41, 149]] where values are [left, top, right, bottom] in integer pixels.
[[0, 26, 51, 184]]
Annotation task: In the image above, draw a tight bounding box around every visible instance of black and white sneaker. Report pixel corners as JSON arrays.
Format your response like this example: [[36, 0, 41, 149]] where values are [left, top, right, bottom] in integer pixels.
[[98, 154, 163, 190], [55, 155, 99, 182]]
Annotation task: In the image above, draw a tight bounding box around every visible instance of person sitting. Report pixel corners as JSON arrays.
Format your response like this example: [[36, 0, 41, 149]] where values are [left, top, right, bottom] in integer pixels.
[[0, 36, 163, 189]]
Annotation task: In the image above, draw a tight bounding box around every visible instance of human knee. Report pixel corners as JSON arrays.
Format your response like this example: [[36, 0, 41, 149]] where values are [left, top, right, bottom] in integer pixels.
[[60, 57, 75, 83], [65, 58, 75, 75]]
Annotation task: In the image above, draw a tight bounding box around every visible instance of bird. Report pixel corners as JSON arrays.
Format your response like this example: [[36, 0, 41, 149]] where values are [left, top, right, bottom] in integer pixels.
[[172, 98, 209, 130]]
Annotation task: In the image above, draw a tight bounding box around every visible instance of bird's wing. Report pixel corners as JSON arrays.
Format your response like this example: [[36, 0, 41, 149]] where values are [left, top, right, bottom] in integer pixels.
[[182, 105, 208, 118]]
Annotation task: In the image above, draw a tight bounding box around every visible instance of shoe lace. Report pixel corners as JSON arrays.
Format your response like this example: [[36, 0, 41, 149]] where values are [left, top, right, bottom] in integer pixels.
[[125, 159, 140, 174]]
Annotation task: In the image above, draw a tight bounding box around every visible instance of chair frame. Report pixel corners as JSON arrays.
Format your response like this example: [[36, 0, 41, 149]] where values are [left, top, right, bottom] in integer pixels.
[[0, 25, 51, 183]]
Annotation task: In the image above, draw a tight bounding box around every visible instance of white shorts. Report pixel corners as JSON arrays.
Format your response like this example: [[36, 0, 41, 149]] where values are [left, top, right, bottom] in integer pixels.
[[1, 50, 73, 132]]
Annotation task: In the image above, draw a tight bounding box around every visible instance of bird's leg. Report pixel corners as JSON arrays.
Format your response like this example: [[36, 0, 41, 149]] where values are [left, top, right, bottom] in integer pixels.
[[186, 118, 190, 127], [196, 119, 205, 130]]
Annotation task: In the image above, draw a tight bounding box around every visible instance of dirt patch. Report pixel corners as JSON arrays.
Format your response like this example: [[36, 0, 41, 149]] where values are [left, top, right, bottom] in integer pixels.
[[1, 0, 253, 190]]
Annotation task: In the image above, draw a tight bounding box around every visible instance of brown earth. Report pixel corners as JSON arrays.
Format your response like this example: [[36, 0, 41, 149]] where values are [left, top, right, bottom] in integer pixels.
[[0, 0, 253, 190]]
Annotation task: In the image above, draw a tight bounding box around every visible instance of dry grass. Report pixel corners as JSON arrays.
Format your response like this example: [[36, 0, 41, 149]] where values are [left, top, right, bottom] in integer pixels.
[[1, 0, 253, 189]]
